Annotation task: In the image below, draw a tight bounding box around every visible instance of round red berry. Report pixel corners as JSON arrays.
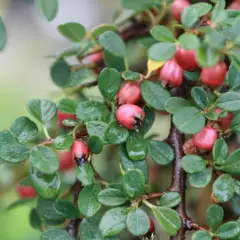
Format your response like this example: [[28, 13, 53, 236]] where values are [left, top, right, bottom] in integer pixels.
[[57, 111, 76, 127], [71, 140, 89, 166], [228, 0, 240, 9], [58, 151, 75, 171], [175, 47, 198, 71], [215, 108, 233, 131], [171, 0, 191, 21], [117, 82, 141, 105], [193, 126, 218, 151], [88, 52, 103, 64], [159, 59, 183, 86], [16, 184, 37, 199], [200, 62, 227, 88], [149, 217, 155, 233], [116, 104, 145, 130]]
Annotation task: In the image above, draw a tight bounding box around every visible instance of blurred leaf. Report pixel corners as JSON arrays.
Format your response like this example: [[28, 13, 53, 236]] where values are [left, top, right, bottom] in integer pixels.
[[150, 25, 175, 42], [139, 106, 155, 135], [98, 188, 127, 206], [114, 9, 136, 25], [54, 134, 73, 150], [192, 230, 212, 240], [220, 149, 240, 174], [7, 199, 35, 211], [122, 71, 140, 81], [184, 71, 200, 82], [29, 208, 42, 230], [36, 0, 58, 21], [218, 92, 240, 111], [104, 51, 125, 72], [179, 33, 200, 50], [86, 121, 108, 142], [76, 163, 96, 186], [58, 99, 77, 114], [0, 17, 7, 50], [181, 7, 199, 28], [91, 24, 118, 39], [121, 0, 159, 11], [207, 204, 224, 230], [40, 229, 74, 240], [54, 199, 80, 219], [188, 168, 212, 188], [165, 97, 190, 114], [159, 192, 181, 208], [213, 138, 228, 165], [190, 3, 212, 16], [191, 87, 209, 109], [216, 221, 240, 239], [227, 64, 240, 91], [197, 44, 220, 67], [88, 135, 104, 154], [231, 112, 240, 132]]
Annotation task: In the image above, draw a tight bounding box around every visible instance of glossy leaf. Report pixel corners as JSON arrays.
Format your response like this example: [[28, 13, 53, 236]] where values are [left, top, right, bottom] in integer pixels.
[[91, 24, 118, 39], [58, 98, 77, 114], [122, 71, 140, 81], [165, 97, 190, 114], [207, 204, 224, 230], [68, 68, 90, 87], [182, 155, 207, 174], [216, 221, 240, 239], [220, 149, 240, 174], [150, 25, 175, 42], [87, 135, 104, 154], [40, 229, 74, 240], [98, 188, 127, 206], [213, 138, 228, 165], [86, 121, 108, 142], [36, 0, 58, 21], [228, 64, 240, 91], [160, 192, 181, 208], [191, 87, 209, 109], [29, 208, 42, 230], [54, 199, 80, 219], [218, 92, 240, 111], [188, 168, 212, 188], [139, 106, 155, 135], [54, 134, 73, 150], [76, 163, 96, 186], [104, 50, 125, 72], [192, 230, 212, 240]]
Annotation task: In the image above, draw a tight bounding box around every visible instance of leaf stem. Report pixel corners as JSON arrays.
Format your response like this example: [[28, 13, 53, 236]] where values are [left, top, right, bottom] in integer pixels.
[[43, 125, 51, 139], [124, 57, 129, 71], [142, 199, 154, 209]]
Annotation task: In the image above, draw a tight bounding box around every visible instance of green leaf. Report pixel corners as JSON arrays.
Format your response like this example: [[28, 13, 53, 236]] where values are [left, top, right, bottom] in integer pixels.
[[150, 25, 175, 42], [139, 106, 155, 135], [40, 229, 74, 240], [173, 107, 205, 134], [213, 174, 235, 202], [191, 87, 209, 109], [99, 207, 127, 237], [86, 121, 108, 142], [218, 92, 240, 111], [36, 0, 58, 22], [7, 199, 35, 211], [30, 146, 59, 174], [78, 184, 101, 217], [205, 30, 226, 50], [126, 132, 147, 161], [122, 71, 140, 81], [220, 149, 240, 174], [182, 155, 207, 174], [197, 44, 220, 67], [10, 117, 38, 144], [76, 101, 107, 122], [120, 145, 149, 182], [98, 188, 127, 206], [103, 51, 125, 72], [105, 121, 129, 144], [152, 207, 181, 236], [27, 99, 56, 123], [148, 42, 176, 61], [212, 3, 227, 24], [190, 3, 212, 16], [99, 31, 126, 58], [54, 134, 73, 150], [213, 138, 228, 165], [36, 198, 65, 225], [62, 119, 77, 128], [184, 71, 200, 82], [76, 163, 96, 186], [207, 204, 224, 230], [68, 68, 90, 87], [181, 7, 199, 28], [29, 208, 42, 230], [179, 33, 200, 50], [160, 192, 181, 208], [58, 22, 86, 42], [98, 68, 121, 100], [58, 98, 77, 114], [148, 140, 175, 166], [0, 17, 7, 50], [231, 50, 240, 72], [192, 230, 212, 240], [141, 80, 171, 111], [231, 112, 240, 132], [0, 130, 30, 163], [54, 199, 80, 219], [165, 97, 190, 114], [121, 0, 159, 11], [30, 168, 60, 199], [91, 24, 118, 39], [216, 221, 240, 239], [122, 169, 145, 198], [127, 208, 149, 236], [227, 64, 240, 91], [88, 135, 104, 154], [188, 168, 212, 188], [114, 9, 136, 25]]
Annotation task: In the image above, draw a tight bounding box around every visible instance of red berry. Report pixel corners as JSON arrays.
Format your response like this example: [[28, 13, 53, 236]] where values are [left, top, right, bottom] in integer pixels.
[[200, 62, 227, 88], [228, 0, 240, 9], [159, 59, 183, 86], [215, 108, 233, 131], [57, 111, 76, 127], [117, 82, 141, 105], [171, 0, 191, 21], [116, 104, 145, 130], [58, 151, 75, 171], [71, 140, 89, 166], [16, 184, 37, 199], [88, 52, 103, 64], [193, 127, 218, 151], [175, 47, 198, 71], [149, 217, 155, 233]]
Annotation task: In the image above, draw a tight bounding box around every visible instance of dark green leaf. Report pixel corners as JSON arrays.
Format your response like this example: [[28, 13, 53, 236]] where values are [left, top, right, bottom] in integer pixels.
[[181, 7, 199, 28], [76, 163, 96, 186], [148, 140, 175, 166], [54, 199, 80, 219], [213, 138, 228, 165], [165, 97, 190, 114], [179, 33, 200, 50], [99, 207, 127, 237], [76, 101, 107, 122], [36, 0, 58, 22], [207, 204, 224, 230], [182, 155, 207, 174], [30, 146, 59, 174], [188, 168, 212, 188], [68, 68, 90, 87], [218, 92, 240, 111], [88, 135, 104, 154], [141, 80, 171, 111], [192, 230, 212, 240], [150, 25, 175, 42], [58, 99, 77, 114], [139, 106, 155, 135], [7, 199, 35, 211], [58, 22, 86, 42], [127, 208, 149, 236], [122, 169, 145, 198], [213, 174, 235, 202], [54, 134, 73, 150], [159, 192, 181, 208], [197, 44, 220, 67], [122, 71, 140, 81], [148, 42, 176, 61], [230, 112, 240, 132], [105, 121, 129, 144], [29, 208, 42, 230], [103, 51, 125, 72], [191, 87, 209, 109], [220, 149, 240, 174], [40, 229, 74, 240], [184, 71, 200, 82], [0, 17, 7, 50], [121, 0, 159, 11], [216, 221, 240, 239], [91, 24, 118, 39], [19, 177, 33, 187], [98, 188, 127, 206], [78, 184, 101, 217], [27, 99, 56, 123], [98, 68, 121, 100], [152, 207, 181, 236], [99, 31, 126, 58], [86, 121, 108, 142]]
